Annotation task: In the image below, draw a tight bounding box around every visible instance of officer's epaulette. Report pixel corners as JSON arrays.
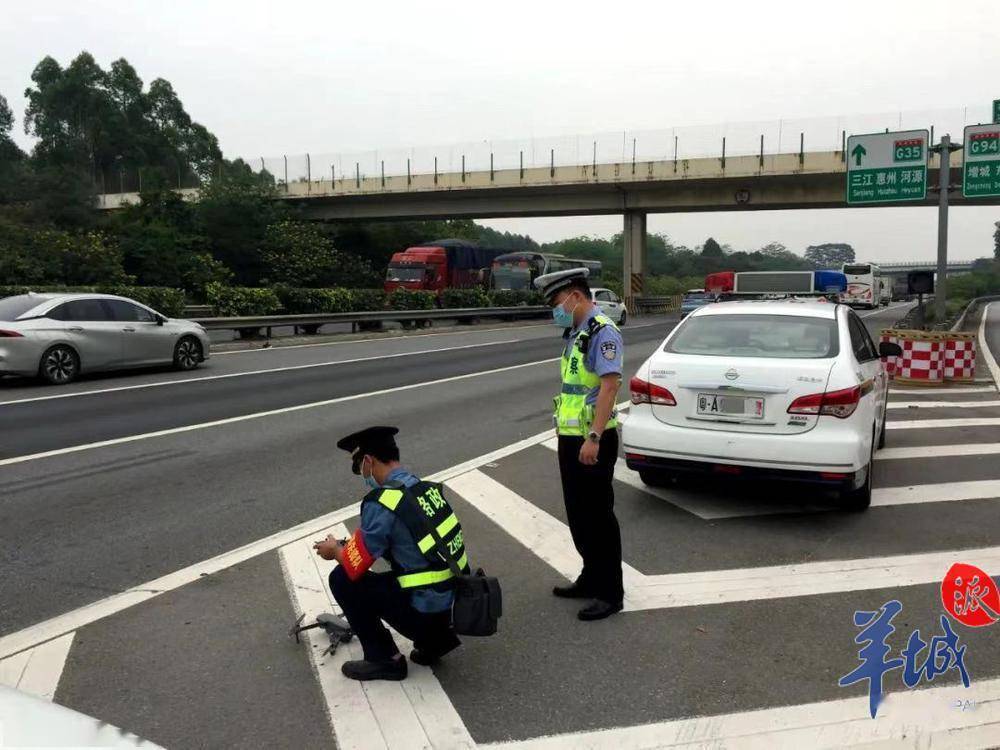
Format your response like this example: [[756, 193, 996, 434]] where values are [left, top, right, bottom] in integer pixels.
[[586, 316, 607, 334]]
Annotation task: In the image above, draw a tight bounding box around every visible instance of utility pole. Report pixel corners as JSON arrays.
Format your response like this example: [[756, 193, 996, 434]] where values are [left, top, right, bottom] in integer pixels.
[[929, 134, 963, 323]]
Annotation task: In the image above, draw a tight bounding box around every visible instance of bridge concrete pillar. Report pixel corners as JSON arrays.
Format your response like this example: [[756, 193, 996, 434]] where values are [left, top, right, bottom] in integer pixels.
[[622, 211, 647, 314]]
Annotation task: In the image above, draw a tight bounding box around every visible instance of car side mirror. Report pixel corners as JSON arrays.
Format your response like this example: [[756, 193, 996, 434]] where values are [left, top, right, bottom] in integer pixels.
[[878, 341, 902, 358], [156, 314, 166, 326]]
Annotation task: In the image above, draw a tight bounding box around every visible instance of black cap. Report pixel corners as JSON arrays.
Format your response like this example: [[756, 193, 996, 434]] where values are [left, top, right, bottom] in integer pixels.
[[336, 426, 399, 474]]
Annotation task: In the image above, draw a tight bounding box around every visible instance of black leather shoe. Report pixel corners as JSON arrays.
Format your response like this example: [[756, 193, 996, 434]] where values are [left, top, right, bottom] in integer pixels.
[[577, 600, 624, 621], [341, 656, 408, 681], [410, 641, 459, 666], [552, 582, 595, 599]]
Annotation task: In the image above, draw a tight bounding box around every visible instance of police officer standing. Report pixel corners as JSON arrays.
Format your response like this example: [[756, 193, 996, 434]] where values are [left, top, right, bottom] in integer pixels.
[[314, 426, 468, 681], [534, 269, 625, 621]]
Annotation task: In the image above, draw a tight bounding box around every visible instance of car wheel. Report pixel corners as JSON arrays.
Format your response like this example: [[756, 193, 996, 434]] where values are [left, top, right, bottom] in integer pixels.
[[38, 345, 80, 385], [842, 427, 875, 511], [639, 469, 673, 487], [619, 310, 627, 327], [173, 336, 203, 371]]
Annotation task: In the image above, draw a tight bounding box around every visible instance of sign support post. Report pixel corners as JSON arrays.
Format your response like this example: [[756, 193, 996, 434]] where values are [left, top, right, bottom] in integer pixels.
[[931, 135, 954, 323]]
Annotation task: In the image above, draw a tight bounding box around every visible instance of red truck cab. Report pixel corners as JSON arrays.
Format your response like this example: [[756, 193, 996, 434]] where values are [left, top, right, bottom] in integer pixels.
[[384, 240, 503, 296], [385, 246, 448, 294]]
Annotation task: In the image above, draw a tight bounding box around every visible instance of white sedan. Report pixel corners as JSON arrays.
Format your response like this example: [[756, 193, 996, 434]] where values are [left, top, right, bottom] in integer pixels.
[[592, 287, 627, 326], [622, 299, 899, 510]]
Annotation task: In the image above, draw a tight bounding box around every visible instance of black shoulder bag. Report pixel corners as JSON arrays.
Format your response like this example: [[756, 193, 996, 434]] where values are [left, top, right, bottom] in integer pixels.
[[409, 489, 502, 637]]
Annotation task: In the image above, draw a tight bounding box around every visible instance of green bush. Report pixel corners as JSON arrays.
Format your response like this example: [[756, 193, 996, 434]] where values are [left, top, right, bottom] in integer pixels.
[[205, 283, 282, 316], [0, 284, 185, 317], [275, 286, 353, 314], [489, 289, 544, 307], [387, 288, 436, 311], [442, 288, 490, 309], [351, 288, 388, 312]]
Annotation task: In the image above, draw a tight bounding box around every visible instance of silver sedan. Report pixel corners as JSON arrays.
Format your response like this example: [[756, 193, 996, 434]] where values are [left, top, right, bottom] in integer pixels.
[[0, 293, 211, 385]]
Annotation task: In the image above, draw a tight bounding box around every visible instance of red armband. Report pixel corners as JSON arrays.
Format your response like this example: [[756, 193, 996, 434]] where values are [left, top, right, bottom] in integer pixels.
[[340, 529, 375, 581]]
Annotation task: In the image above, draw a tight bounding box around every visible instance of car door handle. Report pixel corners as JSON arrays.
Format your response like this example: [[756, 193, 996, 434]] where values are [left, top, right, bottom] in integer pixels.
[[68, 326, 83, 333], [122, 327, 136, 332]]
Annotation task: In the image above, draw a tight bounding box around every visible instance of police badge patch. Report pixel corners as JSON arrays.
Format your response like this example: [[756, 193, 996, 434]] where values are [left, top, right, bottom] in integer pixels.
[[600, 341, 617, 361]]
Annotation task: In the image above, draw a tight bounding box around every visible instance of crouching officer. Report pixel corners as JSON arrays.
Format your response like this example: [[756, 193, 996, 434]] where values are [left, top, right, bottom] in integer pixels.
[[534, 268, 625, 621], [314, 426, 468, 681]]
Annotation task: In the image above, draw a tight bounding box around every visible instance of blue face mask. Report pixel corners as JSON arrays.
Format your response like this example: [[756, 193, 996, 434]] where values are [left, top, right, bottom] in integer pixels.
[[360, 457, 379, 490], [552, 298, 576, 328]]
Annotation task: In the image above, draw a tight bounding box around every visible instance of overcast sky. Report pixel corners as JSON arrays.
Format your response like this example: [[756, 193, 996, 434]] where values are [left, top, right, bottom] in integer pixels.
[[3, 0, 999, 261]]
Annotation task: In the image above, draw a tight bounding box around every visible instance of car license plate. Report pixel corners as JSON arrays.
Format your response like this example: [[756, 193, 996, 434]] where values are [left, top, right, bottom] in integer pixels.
[[697, 393, 764, 419]]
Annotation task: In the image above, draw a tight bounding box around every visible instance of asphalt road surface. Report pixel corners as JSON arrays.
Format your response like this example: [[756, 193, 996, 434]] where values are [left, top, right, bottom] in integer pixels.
[[10, 300, 1000, 749]]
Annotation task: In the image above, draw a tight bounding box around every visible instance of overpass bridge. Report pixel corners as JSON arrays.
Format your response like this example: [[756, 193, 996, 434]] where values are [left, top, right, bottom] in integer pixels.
[[94, 106, 1000, 305]]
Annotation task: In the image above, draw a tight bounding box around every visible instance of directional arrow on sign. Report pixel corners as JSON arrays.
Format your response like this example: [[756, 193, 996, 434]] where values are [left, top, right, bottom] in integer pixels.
[[851, 143, 867, 166]]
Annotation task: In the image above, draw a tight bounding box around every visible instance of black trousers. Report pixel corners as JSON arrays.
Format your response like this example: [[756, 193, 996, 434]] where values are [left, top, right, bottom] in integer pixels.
[[329, 566, 460, 662], [557, 430, 624, 604]]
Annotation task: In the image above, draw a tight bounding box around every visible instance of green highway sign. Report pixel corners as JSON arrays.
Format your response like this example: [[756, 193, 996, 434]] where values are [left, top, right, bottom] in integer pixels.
[[846, 129, 928, 204], [963, 124, 1000, 198]]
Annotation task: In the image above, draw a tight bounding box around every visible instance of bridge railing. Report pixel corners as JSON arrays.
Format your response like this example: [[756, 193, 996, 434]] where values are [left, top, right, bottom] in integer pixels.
[[96, 104, 994, 195]]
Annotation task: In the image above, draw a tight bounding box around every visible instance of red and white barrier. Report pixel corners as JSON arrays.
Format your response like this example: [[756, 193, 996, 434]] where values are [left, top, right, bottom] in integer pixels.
[[880, 330, 899, 380], [895, 332, 944, 386], [943, 332, 976, 382]]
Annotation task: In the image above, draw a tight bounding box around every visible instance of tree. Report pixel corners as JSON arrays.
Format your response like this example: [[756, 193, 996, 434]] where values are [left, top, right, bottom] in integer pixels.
[[804, 243, 856, 269], [195, 166, 282, 285], [23, 52, 222, 192], [700, 237, 724, 257], [261, 219, 377, 288], [0, 92, 27, 205], [994, 221, 999, 260]]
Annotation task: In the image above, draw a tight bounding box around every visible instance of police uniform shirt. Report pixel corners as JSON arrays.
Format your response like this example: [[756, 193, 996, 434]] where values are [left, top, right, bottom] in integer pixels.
[[565, 306, 623, 405], [357, 466, 454, 614]]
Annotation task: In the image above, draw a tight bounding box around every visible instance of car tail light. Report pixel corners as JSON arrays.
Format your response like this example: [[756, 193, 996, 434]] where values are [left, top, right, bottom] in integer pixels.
[[629, 376, 676, 406], [713, 464, 742, 475], [820, 472, 849, 480], [787, 385, 861, 419], [0, 329, 24, 338]]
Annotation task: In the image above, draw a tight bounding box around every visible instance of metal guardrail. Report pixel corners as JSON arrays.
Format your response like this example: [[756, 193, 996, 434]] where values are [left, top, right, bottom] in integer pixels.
[[952, 295, 1000, 332], [191, 305, 550, 337], [633, 295, 682, 315]]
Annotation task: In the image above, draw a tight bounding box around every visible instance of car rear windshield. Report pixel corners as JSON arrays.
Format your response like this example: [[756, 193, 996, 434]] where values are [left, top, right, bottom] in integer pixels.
[[0, 295, 44, 321], [665, 314, 839, 359]]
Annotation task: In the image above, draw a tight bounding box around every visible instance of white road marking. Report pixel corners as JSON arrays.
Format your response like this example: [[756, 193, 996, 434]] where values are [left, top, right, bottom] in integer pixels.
[[0, 356, 559, 469], [0, 425, 560, 660], [481, 676, 1000, 749], [0, 632, 74, 701], [886, 417, 1000, 430], [887, 400, 1000, 409], [612, 461, 829, 519], [859, 302, 913, 318], [878, 442, 1000, 460], [0, 338, 521, 407], [540, 437, 824, 520], [631, 543, 1000, 610], [980, 301, 1000, 394], [280, 524, 474, 750], [873, 479, 1000, 507], [889, 386, 996, 395], [445, 470, 646, 600]]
